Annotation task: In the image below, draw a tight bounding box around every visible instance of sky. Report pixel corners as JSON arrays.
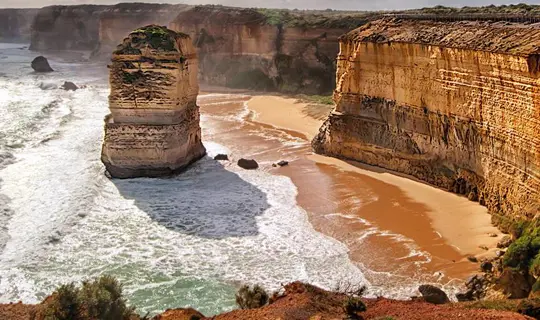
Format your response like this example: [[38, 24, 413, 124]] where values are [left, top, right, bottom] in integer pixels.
[[1, 0, 538, 11]]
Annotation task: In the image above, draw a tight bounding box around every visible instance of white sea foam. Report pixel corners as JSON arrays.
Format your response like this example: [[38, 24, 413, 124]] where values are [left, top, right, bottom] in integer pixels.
[[0, 48, 366, 316]]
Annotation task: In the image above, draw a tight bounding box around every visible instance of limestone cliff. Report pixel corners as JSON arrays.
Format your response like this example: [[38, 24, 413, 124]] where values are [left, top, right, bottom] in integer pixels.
[[101, 25, 205, 178], [29, 5, 108, 51], [170, 6, 370, 94], [0, 9, 38, 42], [313, 19, 540, 221], [91, 3, 189, 58]]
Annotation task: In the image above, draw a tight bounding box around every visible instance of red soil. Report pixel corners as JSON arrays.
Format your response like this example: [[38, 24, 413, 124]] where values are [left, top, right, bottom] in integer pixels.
[[0, 282, 532, 320]]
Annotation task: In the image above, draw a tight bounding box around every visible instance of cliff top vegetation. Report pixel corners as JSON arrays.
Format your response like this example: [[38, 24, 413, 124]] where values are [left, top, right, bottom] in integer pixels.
[[342, 18, 540, 56], [114, 25, 189, 55]]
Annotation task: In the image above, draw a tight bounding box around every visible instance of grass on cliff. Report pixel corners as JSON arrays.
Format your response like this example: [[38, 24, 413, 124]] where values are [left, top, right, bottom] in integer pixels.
[[502, 219, 540, 274], [256, 8, 371, 29]]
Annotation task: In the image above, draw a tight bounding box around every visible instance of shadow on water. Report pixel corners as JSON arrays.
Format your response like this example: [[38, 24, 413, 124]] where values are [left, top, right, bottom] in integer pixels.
[[112, 156, 269, 239]]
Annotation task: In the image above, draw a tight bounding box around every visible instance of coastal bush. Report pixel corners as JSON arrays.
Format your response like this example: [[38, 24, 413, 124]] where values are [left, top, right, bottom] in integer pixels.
[[503, 235, 534, 269], [343, 296, 366, 319], [42, 275, 136, 320], [235, 284, 269, 309], [44, 283, 81, 320]]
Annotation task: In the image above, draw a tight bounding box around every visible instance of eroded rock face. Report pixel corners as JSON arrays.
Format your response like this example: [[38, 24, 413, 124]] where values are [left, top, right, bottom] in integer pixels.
[[101, 25, 205, 178], [313, 18, 540, 221], [170, 6, 368, 94]]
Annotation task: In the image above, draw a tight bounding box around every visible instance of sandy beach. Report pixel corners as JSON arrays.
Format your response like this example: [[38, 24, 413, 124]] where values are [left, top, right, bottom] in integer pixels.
[[245, 95, 501, 276], [197, 92, 504, 294], [248, 95, 326, 140]]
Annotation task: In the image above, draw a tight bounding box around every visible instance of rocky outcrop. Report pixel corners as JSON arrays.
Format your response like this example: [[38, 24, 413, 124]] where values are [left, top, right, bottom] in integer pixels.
[[31, 56, 53, 72], [418, 285, 450, 305], [101, 25, 205, 178], [0, 9, 38, 42], [170, 6, 370, 94], [313, 18, 540, 222]]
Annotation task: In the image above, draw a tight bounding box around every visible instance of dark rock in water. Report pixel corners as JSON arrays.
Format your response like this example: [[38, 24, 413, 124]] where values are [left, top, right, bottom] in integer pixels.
[[61, 81, 78, 91], [31, 56, 54, 72], [214, 154, 229, 161], [480, 261, 493, 273], [418, 285, 450, 304], [467, 256, 478, 263], [497, 235, 512, 248], [238, 158, 258, 170], [277, 160, 289, 167]]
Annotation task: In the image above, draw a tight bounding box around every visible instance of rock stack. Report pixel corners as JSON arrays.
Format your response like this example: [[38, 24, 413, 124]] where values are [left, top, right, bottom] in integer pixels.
[[101, 25, 205, 178]]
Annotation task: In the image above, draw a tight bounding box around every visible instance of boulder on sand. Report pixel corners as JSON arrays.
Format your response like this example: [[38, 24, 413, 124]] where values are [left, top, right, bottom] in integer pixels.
[[61, 81, 78, 91], [214, 154, 229, 161], [31, 56, 54, 72], [238, 158, 258, 170], [418, 285, 450, 304]]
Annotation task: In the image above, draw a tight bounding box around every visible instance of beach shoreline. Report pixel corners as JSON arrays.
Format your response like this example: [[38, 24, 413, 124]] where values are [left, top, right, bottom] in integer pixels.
[[245, 95, 502, 280]]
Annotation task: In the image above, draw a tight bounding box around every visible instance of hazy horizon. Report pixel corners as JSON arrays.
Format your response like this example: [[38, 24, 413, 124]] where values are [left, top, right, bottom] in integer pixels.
[[0, 0, 538, 11]]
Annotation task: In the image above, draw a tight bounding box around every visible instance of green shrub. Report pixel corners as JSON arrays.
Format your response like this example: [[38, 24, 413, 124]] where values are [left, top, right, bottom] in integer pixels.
[[44, 283, 81, 320], [235, 284, 269, 309], [79, 275, 134, 320], [343, 296, 366, 319], [43, 275, 135, 320], [504, 235, 534, 269]]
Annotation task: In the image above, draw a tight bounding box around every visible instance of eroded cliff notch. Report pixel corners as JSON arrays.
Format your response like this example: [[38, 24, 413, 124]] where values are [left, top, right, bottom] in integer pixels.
[[101, 25, 205, 178]]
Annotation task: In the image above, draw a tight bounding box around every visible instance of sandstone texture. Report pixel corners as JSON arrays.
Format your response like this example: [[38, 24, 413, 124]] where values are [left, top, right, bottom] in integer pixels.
[[313, 18, 540, 222], [101, 25, 205, 178]]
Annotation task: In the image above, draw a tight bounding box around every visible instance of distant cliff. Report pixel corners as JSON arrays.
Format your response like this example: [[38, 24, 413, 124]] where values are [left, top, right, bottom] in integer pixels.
[[29, 5, 108, 51], [170, 6, 370, 94], [0, 9, 38, 42], [27, 3, 370, 94], [92, 3, 189, 58]]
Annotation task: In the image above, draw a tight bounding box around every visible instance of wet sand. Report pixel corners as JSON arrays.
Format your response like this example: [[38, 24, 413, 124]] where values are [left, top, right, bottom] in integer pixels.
[[200, 93, 502, 295]]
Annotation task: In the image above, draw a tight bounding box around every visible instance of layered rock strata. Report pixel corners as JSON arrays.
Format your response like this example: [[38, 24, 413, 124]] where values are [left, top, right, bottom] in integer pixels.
[[101, 25, 205, 178], [313, 19, 540, 221]]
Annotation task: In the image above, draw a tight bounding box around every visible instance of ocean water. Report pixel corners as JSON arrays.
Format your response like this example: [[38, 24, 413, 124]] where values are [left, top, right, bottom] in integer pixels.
[[0, 44, 367, 316]]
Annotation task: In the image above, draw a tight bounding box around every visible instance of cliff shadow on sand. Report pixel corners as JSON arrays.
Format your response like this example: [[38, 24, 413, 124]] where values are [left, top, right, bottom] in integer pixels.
[[112, 156, 270, 239]]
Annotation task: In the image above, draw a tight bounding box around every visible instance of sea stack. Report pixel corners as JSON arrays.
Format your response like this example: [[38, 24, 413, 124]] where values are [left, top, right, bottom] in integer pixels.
[[101, 25, 205, 178]]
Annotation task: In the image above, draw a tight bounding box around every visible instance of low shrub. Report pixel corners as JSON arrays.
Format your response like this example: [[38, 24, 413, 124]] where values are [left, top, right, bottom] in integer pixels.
[[42, 275, 135, 320], [44, 283, 80, 320], [235, 284, 269, 310], [343, 296, 366, 319]]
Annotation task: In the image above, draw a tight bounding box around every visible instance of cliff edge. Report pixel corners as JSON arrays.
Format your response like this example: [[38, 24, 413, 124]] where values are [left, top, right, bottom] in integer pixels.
[[101, 25, 205, 178]]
